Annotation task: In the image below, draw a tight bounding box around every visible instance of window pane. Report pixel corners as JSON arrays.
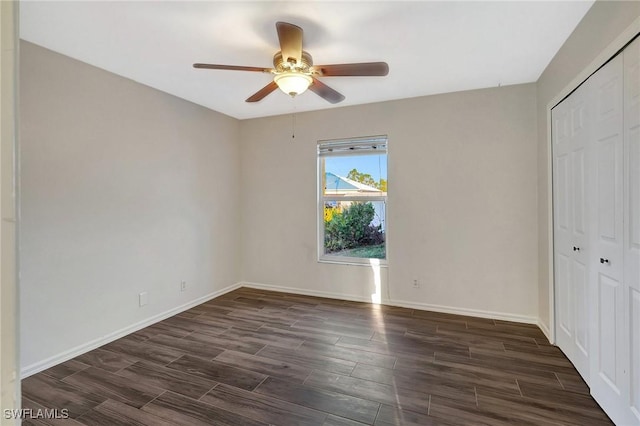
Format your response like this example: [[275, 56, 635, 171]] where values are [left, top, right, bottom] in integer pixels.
[[323, 200, 386, 259], [323, 154, 387, 197]]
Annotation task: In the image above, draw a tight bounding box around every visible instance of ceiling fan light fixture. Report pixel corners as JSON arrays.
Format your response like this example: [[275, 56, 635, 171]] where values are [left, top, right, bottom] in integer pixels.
[[274, 72, 312, 97]]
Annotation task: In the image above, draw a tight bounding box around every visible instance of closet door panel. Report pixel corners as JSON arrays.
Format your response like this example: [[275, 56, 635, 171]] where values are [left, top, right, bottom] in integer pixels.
[[569, 84, 591, 379], [557, 252, 573, 336], [572, 142, 589, 361], [556, 154, 571, 233], [570, 89, 591, 260], [596, 138, 620, 242], [573, 148, 587, 236], [624, 36, 640, 423], [632, 290, 640, 420], [554, 104, 576, 347], [630, 135, 640, 259], [590, 52, 632, 425], [553, 81, 591, 379], [574, 259, 589, 357], [597, 273, 623, 391]]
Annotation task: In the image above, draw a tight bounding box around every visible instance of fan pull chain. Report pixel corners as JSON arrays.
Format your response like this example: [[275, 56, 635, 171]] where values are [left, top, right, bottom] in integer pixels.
[[292, 112, 296, 139], [291, 99, 297, 139]]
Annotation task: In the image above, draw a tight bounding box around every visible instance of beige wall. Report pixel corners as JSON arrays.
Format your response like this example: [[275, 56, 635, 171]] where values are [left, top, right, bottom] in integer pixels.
[[1, 1, 18, 422], [19, 41, 241, 372], [241, 83, 539, 320], [536, 1, 640, 334]]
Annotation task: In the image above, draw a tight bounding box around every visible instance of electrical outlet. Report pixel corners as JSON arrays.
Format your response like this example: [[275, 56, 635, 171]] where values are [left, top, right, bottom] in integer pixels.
[[413, 279, 420, 289], [180, 281, 187, 292], [139, 292, 148, 307]]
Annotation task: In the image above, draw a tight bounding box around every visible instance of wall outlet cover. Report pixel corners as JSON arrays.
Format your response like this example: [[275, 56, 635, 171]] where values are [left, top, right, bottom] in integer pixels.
[[139, 292, 148, 306]]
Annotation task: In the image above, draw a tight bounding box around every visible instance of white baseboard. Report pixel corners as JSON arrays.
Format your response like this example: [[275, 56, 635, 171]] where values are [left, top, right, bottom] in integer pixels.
[[241, 281, 374, 304], [20, 282, 242, 379], [240, 281, 539, 325], [384, 298, 538, 324], [537, 319, 553, 344]]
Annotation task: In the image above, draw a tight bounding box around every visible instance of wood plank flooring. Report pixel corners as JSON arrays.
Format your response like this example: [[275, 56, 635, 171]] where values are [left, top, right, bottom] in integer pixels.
[[21, 288, 613, 425]]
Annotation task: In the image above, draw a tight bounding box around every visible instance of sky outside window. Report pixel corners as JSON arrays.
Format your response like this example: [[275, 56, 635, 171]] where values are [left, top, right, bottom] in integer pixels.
[[324, 154, 387, 182]]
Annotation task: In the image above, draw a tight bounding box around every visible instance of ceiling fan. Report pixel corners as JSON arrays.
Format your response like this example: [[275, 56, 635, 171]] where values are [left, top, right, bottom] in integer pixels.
[[193, 22, 389, 104]]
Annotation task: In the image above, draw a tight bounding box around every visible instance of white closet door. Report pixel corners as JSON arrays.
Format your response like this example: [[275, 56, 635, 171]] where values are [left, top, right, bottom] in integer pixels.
[[553, 80, 591, 380], [553, 99, 573, 357], [553, 37, 640, 425], [589, 52, 634, 425], [624, 36, 640, 424]]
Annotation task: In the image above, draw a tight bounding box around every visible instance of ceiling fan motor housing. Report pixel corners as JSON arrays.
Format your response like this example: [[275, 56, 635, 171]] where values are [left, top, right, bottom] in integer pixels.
[[273, 51, 314, 74]]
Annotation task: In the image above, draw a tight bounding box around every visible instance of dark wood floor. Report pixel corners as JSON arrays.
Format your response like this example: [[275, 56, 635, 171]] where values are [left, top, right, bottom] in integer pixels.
[[22, 287, 612, 425]]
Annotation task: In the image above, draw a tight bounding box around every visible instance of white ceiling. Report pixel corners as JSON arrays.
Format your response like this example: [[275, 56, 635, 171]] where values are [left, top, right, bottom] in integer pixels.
[[20, 1, 594, 120]]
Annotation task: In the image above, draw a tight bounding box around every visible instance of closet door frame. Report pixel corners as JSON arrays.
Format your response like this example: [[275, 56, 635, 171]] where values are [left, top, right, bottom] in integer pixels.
[[545, 17, 640, 345]]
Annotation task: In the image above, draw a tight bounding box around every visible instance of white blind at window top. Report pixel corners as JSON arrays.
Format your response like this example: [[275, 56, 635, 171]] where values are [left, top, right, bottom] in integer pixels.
[[318, 136, 387, 157]]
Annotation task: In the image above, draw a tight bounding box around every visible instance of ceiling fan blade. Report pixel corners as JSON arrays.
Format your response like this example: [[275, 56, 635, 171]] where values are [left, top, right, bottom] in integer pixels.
[[309, 78, 345, 104], [314, 62, 389, 77], [276, 22, 303, 65], [193, 63, 272, 73], [245, 81, 279, 103]]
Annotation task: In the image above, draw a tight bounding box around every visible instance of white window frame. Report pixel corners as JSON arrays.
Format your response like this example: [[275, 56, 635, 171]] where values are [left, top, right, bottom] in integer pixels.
[[317, 136, 388, 266]]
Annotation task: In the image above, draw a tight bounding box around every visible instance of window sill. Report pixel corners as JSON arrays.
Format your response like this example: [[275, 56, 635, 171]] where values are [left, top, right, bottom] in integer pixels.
[[318, 257, 388, 268]]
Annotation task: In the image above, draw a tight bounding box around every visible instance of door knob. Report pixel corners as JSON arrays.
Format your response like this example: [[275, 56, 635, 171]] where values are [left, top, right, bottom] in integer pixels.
[[600, 258, 609, 264]]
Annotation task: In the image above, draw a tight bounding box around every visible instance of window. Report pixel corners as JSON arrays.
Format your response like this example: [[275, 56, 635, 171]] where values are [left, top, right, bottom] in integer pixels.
[[318, 136, 387, 265]]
